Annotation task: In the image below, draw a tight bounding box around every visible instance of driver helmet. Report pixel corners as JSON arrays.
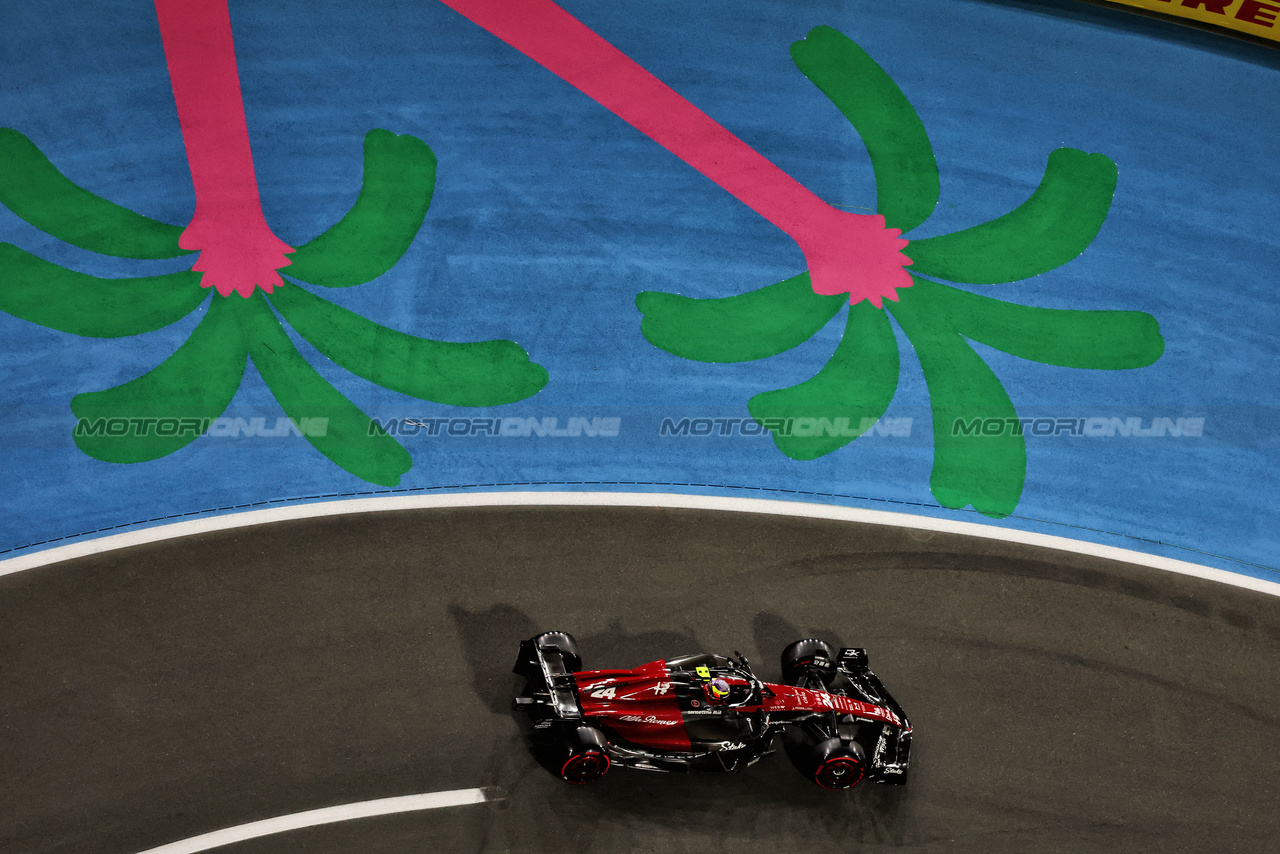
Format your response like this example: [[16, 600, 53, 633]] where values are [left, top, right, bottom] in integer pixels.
[[708, 678, 731, 702]]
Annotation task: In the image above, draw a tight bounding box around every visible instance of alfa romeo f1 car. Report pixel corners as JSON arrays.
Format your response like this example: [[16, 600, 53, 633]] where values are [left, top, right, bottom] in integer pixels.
[[513, 632, 911, 789]]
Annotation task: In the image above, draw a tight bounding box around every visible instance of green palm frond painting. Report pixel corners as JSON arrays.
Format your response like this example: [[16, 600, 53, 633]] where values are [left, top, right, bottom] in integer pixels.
[[638, 27, 1164, 517], [0, 128, 548, 486]]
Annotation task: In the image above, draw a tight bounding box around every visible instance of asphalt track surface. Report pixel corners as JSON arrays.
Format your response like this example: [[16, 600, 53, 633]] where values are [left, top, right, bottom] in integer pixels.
[[2, 506, 1278, 854]]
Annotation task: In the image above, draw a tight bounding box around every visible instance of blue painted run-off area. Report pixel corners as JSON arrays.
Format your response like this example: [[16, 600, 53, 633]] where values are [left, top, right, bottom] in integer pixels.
[[0, 0, 1277, 582]]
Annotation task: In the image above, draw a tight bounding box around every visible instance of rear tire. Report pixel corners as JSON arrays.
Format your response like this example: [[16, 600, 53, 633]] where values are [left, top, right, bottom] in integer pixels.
[[781, 638, 837, 687], [534, 631, 582, 672], [559, 725, 611, 784]]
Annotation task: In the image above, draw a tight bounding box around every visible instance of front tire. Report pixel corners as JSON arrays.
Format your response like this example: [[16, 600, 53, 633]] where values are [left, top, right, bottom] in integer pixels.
[[781, 638, 837, 687], [809, 737, 867, 790]]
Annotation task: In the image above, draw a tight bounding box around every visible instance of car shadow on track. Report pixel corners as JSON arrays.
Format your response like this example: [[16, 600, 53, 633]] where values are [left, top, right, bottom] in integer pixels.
[[447, 602, 541, 715], [751, 612, 848, 680]]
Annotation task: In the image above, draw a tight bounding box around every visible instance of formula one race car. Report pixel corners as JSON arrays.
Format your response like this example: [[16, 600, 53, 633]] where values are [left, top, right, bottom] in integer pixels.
[[512, 632, 911, 789]]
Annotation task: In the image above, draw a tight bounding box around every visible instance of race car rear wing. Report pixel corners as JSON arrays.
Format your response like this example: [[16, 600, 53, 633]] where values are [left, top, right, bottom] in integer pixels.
[[513, 637, 582, 719]]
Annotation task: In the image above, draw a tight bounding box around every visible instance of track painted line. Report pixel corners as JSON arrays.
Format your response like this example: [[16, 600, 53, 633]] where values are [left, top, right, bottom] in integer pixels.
[[133, 788, 496, 854], [1, 492, 1277, 597]]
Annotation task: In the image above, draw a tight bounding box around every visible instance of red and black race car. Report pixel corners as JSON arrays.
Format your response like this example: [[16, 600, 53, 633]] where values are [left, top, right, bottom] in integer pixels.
[[512, 632, 911, 789]]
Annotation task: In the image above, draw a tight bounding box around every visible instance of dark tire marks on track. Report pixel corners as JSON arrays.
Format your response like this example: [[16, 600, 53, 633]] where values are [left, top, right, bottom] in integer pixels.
[[1, 506, 1277, 853]]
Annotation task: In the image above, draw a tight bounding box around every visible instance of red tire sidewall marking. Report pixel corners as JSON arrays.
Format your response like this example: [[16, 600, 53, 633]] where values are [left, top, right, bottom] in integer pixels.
[[561, 750, 610, 784], [815, 755, 864, 789]]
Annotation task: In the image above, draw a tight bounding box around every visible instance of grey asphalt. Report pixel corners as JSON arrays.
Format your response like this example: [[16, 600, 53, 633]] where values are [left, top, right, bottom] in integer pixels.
[[1, 505, 1277, 854]]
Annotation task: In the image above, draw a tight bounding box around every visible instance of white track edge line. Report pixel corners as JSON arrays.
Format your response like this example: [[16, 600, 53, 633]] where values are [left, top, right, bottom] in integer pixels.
[[2, 492, 1277, 597], [133, 788, 492, 854]]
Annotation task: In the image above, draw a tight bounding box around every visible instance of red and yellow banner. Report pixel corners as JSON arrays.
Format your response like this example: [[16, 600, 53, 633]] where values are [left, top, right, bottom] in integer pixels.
[[1107, 0, 1280, 43]]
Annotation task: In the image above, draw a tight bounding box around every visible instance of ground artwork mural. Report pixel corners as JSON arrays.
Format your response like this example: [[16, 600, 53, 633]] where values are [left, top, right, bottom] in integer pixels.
[[0, 0, 549, 488], [440, 0, 1166, 518], [0, 0, 1164, 517]]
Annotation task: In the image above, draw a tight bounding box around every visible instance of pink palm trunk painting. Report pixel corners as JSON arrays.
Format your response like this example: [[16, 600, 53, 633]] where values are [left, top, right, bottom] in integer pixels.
[[436, 0, 914, 307], [154, 0, 912, 306], [154, 0, 294, 298]]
